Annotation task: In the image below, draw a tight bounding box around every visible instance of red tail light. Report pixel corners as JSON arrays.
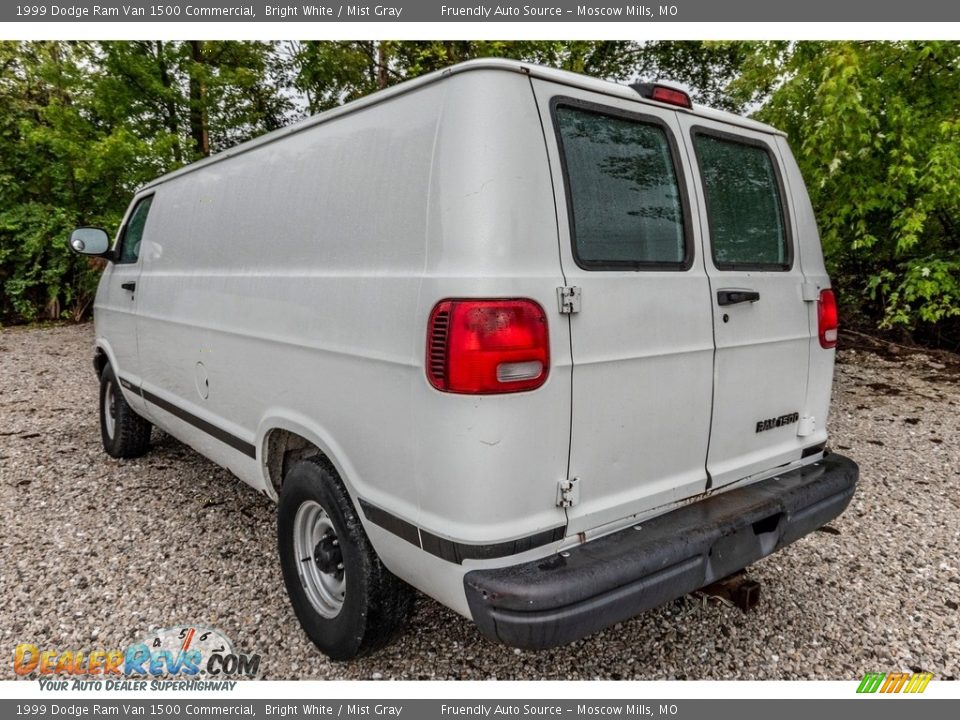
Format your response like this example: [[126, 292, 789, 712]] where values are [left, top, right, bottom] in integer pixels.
[[818, 289, 838, 349], [426, 299, 550, 394]]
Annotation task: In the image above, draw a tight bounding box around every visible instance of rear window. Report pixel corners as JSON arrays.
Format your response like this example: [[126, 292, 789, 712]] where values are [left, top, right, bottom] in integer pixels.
[[693, 132, 790, 270], [555, 104, 689, 270]]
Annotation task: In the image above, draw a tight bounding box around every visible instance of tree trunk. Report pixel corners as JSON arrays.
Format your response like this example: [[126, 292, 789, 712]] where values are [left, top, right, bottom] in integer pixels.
[[377, 42, 388, 90], [156, 41, 182, 164], [188, 40, 210, 158]]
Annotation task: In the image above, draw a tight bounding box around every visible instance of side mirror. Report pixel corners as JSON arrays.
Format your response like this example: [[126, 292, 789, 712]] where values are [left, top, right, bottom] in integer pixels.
[[69, 227, 111, 257]]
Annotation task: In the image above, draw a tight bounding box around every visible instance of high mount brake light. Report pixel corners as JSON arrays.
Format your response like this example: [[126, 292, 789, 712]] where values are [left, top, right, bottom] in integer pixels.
[[426, 299, 550, 394], [818, 289, 839, 349], [629, 82, 693, 109]]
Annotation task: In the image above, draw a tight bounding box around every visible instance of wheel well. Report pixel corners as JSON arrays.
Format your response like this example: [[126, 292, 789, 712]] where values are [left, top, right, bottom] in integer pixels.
[[264, 429, 330, 496], [94, 348, 108, 377]]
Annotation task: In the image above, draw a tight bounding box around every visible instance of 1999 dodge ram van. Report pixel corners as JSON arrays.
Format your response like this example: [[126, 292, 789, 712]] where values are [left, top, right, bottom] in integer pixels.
[[70, 59, 858, 660]]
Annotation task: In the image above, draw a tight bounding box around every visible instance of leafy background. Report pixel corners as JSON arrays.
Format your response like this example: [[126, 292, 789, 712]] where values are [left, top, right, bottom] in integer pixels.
[[1, 41, 957, 348]]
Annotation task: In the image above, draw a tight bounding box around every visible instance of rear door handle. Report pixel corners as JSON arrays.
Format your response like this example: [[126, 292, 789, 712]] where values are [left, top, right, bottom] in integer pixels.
[[121, 281, 136, 292], [717, 289, 760, 306]]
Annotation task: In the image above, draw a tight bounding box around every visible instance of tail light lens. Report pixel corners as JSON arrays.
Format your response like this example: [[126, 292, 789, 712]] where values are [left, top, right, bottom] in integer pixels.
[[818, 289, 838, 349], [629, 82, 693, 108], [651, 86, 693, 108], [426, 299, 549, 394]]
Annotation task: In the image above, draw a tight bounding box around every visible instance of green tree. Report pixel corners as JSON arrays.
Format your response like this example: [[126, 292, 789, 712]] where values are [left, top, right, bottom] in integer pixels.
[[0, 40, 297, 322], [0, 41, 132, 321], [731, 41, 960, 341]]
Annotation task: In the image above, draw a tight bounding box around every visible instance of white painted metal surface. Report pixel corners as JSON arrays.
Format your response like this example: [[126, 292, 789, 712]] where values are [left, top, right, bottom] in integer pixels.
[[531, 78, 716, 536], [675, 112, 816, 490]]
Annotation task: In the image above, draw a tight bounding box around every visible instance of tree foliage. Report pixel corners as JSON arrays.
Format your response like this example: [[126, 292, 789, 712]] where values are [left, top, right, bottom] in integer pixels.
[[0, 40, 293, 321], [730, 41, 960, 341], [290, 40, 641, 113], [1, 40, 957, 347]]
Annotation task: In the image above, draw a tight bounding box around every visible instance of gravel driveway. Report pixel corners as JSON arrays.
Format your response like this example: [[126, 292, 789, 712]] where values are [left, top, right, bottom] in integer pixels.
[[2, 323, 958, 680]]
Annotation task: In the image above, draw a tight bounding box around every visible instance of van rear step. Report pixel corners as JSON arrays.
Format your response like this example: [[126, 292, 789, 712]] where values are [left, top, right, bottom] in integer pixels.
[[464, 453, 857, 650]]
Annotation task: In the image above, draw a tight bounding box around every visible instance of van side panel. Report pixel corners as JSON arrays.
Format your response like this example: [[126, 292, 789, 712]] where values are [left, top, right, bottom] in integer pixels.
[[136, 81, 442, 519]]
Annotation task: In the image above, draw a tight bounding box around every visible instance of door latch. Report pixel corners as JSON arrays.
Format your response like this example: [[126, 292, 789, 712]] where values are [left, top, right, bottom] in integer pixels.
[[717, 289, 760, 306], [556, 477, 580, 508]]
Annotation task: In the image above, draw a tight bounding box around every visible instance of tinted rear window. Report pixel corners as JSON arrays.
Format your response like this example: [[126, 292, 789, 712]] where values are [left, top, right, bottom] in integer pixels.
[[555, 105, 688, 269], [693, 133, 789, 270]]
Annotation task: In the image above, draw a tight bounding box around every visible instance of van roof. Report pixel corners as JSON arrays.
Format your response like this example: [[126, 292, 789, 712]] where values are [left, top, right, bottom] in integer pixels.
[[141, 57, 783, 192]]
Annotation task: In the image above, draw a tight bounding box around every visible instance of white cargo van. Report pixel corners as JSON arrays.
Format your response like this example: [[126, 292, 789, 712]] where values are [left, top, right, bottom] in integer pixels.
[[70, 59, 857, 660]]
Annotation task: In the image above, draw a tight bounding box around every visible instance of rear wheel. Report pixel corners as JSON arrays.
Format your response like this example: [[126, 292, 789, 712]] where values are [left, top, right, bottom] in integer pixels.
[[99, 365, 152, 458], [278, 456, 413, 660]]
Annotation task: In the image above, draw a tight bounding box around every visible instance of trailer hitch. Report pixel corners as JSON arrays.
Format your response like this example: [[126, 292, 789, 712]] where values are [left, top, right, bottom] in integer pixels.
[[696, 571, 762, 613]]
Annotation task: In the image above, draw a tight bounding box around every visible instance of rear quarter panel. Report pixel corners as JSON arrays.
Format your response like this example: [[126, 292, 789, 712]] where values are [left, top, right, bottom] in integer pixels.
[[776, 136, 834, 450]]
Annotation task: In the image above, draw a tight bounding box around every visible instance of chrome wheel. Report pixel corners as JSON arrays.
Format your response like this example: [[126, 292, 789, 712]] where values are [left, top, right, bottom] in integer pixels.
[[104, 380, 117, 439], [293, 500, 345, 618]]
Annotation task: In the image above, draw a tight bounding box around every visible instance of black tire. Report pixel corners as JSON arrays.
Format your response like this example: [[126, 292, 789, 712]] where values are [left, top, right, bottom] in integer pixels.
[[278, 456, 414, 660], [99, 365, 152, 459]]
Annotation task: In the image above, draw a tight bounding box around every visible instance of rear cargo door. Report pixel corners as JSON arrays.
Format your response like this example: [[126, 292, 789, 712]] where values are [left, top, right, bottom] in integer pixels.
[[677, 115, 813, 489], [532, 80, 715, 535]]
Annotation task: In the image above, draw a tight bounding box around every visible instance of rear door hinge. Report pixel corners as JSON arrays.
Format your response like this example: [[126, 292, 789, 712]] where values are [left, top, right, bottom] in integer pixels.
[[556, 477, 580, 508], [557, 286, 581, 314], [801, 282, 820, 302]]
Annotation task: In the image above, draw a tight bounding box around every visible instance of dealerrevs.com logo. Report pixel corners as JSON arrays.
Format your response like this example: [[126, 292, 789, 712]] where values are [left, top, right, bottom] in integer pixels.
[[14, 626, 261, 691]]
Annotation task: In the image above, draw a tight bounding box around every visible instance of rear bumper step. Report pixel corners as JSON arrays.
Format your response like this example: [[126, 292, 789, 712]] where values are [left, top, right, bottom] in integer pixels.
[[464, 452, 858, 649]]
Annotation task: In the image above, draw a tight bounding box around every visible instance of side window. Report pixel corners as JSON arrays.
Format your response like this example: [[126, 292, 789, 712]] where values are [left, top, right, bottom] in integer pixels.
[[693, 132, 790, 270], [555, 103, 689, 270], [116, 196, 153, 264]]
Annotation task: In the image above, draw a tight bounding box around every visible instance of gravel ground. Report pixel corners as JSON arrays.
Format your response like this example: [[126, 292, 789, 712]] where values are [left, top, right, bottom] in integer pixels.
[[2, 323, 959, 680]]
